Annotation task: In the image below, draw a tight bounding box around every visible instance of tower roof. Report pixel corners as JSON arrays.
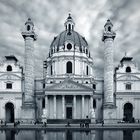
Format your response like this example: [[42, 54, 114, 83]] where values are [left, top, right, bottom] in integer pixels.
[[5, 55, 18, 62], [104, 19, 113, 27], [25, 18, 34, 26], [120, 56, 133, 63]]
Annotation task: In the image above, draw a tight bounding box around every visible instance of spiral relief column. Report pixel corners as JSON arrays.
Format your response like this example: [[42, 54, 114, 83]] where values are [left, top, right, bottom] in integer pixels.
[[102, 19, 116, 123], [21, 18, 37, 121]]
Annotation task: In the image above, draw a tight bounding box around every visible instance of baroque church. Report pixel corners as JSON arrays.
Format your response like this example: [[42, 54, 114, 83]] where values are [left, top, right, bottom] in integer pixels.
[[0, 14, 140, 124]]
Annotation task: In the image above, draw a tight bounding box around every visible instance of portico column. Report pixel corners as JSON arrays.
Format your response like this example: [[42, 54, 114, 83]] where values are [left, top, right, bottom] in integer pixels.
[[82, 95, 85, 118], [73, 95, 76, 119], [45, 95, 48, 118], [62, 95, 65, 119], [54, 95, 56, 119]]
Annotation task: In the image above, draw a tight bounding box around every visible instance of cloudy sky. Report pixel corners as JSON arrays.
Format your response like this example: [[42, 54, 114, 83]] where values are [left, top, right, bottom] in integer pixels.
[[0, 0, 140, 77]]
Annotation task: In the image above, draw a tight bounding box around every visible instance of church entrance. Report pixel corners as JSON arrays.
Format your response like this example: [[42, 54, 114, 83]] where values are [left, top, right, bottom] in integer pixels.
[[124, 103, 133, 123], [5, 102, 14, 123], [66, 107, 72, 119]]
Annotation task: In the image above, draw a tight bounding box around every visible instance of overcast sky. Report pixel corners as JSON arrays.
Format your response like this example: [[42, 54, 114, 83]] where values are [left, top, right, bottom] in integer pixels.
[[0, 0, 140, 77]]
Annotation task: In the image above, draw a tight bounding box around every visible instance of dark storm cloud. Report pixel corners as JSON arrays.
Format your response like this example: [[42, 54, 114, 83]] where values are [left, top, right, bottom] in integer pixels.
[[0, 0, 140, 77]]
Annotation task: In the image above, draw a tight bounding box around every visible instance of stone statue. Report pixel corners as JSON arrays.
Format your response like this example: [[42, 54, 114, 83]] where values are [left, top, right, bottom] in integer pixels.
[[90, 108, 95, 118]]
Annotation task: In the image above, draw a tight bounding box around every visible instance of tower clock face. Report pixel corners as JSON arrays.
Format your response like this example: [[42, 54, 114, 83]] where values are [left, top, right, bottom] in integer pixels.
[[67, 43, 72, 50]]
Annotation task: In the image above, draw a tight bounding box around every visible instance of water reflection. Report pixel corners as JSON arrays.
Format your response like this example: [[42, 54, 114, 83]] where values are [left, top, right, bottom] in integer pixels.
[[123, 130, 133, 140], [0, 129, 139, 140], [6, 131, 15, 140]]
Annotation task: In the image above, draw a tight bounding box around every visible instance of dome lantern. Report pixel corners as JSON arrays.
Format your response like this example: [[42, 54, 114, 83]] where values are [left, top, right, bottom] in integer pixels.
[[64, 13, 75, 31]]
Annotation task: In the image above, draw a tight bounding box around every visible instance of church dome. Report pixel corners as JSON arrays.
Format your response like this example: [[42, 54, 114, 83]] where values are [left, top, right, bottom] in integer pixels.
[[46, 14, 93, 77], [50, 14, 88, 52], [50, 31, 88, 49]]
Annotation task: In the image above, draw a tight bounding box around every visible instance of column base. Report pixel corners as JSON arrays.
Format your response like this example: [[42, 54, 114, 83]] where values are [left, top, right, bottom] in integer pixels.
[[103, 106, 117, 124], [103, 102, 115, 108], [21, 103, 35, 123], [91, 118, 96, 123]]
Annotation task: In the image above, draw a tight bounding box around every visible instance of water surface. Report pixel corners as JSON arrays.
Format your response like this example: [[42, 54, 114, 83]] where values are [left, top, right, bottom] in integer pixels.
[[0, 129, 140, 140]]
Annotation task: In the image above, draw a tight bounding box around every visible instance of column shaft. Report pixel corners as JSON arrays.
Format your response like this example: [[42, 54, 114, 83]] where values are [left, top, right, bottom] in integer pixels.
[[82, 95, 85, 118], [62, 95, 65, 119], [104, 38, 114, 106], [45, 95, 48, 118], [73, 95, 76, 119], [54, 95, 56, 119]]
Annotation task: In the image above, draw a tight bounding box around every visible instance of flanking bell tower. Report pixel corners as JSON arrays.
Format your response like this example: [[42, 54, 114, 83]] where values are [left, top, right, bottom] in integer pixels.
[[102, 19, 116, 123], [21, 18, 37, 122]]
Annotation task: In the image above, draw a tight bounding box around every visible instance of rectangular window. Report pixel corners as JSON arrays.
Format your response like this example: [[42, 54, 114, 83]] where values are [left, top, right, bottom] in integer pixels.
[[6, 83, 12, 89], [126, 84, 131, 90]]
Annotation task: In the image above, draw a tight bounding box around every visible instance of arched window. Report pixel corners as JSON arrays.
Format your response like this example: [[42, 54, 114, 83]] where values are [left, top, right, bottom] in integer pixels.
[[126, 66, 131, 73], [124, 103, 133, 122], [67, 43, 72, 50], [51, 65, 53, 75], [5, 102, 14, 122], [42, 98, 45, 109], [108, 26, 111, 32], [66, 61, 72, 73], [43, 83, 45, 88], [68, 24, 71, 30], [27, 25, 30, 31], [93, 84, 96, 89], [89, 52, 91, 58], [86, 49, 88, 54], [93, 99, 96, 109], [86, 66, 88, 75], [7, 65, 12, 71], [51, 49, 53, 54]]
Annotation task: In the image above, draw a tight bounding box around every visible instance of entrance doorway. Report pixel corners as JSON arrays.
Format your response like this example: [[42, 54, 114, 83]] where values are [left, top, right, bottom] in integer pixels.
[[124, 103, 133, 122], [5, 102, 14, 123], [66, 107, 72, 119]]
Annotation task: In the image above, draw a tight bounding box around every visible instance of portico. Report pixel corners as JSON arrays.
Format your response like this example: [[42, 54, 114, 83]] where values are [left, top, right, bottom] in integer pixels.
[[43, 79, 95, 121], [44, 94, 94, 119]]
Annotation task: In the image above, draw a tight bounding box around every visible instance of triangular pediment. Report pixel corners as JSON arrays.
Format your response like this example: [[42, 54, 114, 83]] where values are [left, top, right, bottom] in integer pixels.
[[117, 74, 140, 81], [46, 79, 93, 91]]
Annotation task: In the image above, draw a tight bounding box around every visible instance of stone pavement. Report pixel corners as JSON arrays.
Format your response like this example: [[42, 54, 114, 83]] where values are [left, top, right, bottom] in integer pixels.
[[0, 123, 140, 130]]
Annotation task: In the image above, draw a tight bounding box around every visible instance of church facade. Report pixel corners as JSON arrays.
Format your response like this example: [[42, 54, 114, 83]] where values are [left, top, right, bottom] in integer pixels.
[[0, 14, 140, 123]]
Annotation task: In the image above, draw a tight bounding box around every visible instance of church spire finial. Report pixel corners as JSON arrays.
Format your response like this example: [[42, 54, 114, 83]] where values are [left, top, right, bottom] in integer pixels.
[[68, 12, 71, 18], [64, 13, 75, 31]]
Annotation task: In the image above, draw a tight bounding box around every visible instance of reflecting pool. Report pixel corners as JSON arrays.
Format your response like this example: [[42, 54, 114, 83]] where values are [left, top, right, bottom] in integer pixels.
[[0, 129, 140, 140]]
